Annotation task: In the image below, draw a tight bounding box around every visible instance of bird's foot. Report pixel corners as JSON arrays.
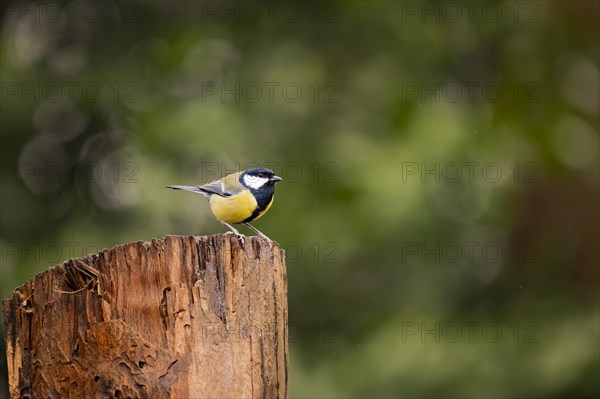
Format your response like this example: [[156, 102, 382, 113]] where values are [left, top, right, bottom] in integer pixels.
[[257, 232, 273, 249], [224, 230, 245, 245], [222, 222, 246, 245], [243, 222, 273, 249]]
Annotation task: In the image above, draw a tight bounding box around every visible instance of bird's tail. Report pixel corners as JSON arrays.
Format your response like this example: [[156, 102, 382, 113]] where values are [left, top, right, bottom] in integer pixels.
[[165, 185, 211, 197]]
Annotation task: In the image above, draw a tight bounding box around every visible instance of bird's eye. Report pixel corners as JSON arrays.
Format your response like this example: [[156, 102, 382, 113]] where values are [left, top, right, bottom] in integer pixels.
[[258, 173, 264, 178]]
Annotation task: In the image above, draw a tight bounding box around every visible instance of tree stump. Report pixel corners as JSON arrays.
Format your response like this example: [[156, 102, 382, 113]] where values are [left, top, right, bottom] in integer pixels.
[[2, 235, 288, 399]]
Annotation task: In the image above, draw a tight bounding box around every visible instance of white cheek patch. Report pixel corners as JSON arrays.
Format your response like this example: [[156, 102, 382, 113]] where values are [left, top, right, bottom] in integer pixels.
[[243, 175, 269, 190]]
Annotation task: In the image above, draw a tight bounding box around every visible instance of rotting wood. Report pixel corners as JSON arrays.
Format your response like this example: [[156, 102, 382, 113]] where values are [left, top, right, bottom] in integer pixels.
[[2, 234, 288, 398]]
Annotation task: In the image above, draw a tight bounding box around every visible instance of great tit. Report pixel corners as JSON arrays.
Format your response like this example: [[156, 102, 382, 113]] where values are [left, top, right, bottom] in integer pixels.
[[166, 167, 282, 241]]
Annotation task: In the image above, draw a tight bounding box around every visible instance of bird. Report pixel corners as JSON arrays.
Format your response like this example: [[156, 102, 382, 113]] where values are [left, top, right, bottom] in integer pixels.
[[166, 167, 282, 242]]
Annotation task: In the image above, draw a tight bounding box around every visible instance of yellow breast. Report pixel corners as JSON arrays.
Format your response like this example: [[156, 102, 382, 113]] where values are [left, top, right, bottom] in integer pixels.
[[209, 190, 257, 224]]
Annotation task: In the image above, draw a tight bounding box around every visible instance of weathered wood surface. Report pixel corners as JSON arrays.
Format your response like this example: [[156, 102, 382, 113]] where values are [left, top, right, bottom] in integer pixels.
[[2, 235, 288, 399]]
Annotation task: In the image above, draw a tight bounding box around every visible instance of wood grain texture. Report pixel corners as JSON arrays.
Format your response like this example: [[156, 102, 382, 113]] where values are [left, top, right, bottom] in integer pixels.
[[2, 235, 288, 399]]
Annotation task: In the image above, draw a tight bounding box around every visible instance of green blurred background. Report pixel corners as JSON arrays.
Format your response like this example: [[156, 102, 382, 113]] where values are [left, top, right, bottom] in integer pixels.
[[1, 1, 598, 397]]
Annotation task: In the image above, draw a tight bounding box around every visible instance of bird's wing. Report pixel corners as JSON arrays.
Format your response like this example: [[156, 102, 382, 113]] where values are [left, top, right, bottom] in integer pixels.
[[165, 172, 244, 197], [197, 180, 232, 197], [220, 172, 245, 194], [200, 172, 244, 197]]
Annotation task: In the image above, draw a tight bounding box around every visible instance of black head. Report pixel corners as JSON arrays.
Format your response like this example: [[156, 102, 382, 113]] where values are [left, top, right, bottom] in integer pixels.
[[240, 168, 282, 191]]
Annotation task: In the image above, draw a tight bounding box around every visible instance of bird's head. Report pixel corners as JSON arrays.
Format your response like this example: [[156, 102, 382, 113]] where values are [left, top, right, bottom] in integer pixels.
[[241, 168, 282, 190]]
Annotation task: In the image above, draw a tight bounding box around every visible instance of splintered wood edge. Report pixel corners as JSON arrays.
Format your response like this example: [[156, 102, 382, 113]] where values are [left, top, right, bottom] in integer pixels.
[[2, 234, 284, 301]]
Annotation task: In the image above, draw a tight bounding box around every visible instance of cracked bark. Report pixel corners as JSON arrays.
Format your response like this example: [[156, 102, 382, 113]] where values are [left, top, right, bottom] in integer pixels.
[[2, 235, 289, 399]]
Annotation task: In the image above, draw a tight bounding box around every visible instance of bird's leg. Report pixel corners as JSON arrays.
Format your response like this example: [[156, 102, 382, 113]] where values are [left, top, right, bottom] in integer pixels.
[[221, 221, 245, 244], [243, 222, 268, 239], [243, 223, 273, 247]]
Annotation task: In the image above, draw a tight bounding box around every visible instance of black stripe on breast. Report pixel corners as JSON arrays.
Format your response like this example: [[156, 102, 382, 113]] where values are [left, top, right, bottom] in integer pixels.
[[242, 186, 275, 223]]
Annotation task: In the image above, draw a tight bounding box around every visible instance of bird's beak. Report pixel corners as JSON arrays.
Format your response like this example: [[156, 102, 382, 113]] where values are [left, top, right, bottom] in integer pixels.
[[270, 175, 282, 182]]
